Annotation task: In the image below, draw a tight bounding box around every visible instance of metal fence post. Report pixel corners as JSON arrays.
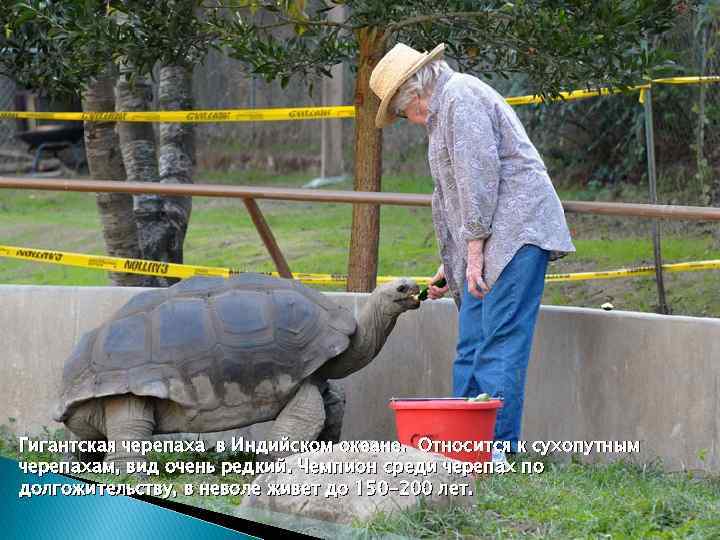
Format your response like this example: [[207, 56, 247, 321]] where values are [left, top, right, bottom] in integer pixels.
[[643, 86, 669, 314]]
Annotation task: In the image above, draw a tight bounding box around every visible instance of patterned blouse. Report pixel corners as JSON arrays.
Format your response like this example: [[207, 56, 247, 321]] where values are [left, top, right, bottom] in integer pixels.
[[426, 69, 575, 306]]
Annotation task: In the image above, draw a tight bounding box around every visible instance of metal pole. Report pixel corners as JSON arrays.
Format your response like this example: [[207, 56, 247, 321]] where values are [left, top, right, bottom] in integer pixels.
[[643, 87, 669, 314]]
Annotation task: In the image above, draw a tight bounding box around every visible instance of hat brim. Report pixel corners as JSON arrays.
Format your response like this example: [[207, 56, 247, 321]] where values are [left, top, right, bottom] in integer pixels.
[[375, 43, 445, 129]]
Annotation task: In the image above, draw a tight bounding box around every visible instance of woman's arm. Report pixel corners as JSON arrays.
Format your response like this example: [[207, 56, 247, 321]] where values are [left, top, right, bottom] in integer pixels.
[[443, 88, 501, 298], [443, 90, 501, 243], [427, 264, 449, 300], [466, 239, 488, 299]]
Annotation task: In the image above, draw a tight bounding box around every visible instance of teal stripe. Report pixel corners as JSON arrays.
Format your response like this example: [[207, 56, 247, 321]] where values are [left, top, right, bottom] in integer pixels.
[[0, 457, 258, 540]]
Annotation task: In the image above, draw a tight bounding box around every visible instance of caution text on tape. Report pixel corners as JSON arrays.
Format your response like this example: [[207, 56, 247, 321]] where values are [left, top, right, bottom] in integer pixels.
[[0, 106, 356, 123], [2, 76, 719, 123], [1, 244, 718, 285]]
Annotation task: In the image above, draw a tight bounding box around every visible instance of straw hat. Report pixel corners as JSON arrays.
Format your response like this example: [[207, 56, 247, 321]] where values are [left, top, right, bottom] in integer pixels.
[[370, 42, 445, 128]]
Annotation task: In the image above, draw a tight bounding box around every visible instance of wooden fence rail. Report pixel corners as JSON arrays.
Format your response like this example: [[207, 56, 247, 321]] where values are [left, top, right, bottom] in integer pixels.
[[2, 176, 720, 279], [3, 177, 720, 219]]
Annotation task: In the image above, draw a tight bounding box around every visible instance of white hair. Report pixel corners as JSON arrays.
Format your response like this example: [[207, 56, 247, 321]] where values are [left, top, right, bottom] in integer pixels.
[[391, 59, 451, 116]]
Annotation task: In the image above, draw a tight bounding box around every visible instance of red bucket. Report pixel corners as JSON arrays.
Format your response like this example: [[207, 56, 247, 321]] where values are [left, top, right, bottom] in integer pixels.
[[389, 398, 503, 463]]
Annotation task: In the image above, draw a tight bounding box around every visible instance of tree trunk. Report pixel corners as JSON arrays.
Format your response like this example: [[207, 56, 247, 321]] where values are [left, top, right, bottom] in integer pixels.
[[346, 27, 385, 292], [321, 61, 345, 178], [158, 64, 194, 285], [82, 72, 145, 287], [115, 62, 168, 287], [321, 2, 346, 179]]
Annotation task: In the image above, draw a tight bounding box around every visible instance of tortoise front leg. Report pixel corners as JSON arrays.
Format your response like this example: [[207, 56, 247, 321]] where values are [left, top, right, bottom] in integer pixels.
[[103, 394, 156, 475], [264, 379, 326, 460]]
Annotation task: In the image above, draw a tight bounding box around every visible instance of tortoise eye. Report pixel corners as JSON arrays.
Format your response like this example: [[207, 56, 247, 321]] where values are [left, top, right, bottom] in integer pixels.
[[397, 284, 408, 293]]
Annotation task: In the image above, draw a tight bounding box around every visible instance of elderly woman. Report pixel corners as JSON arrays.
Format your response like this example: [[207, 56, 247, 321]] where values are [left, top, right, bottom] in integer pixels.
[[370, 43, 575, 462]]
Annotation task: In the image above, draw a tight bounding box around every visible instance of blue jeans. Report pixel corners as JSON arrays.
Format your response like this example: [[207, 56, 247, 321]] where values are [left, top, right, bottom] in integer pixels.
[[453, 244, 549, 453]]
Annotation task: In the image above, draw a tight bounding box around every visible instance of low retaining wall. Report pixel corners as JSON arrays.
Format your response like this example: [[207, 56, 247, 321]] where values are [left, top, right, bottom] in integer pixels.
[[1, 285, 718, 471]]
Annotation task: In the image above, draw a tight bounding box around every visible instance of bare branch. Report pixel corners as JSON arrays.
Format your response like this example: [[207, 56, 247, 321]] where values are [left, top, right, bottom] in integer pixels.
[[200, 1, 356, 31], [384, 10, 511, 43], [270, 12, 356, 31]]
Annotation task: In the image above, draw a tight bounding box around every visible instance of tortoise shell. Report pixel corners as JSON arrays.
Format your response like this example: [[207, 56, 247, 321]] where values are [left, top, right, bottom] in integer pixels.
[[54, 274, 356, 430]]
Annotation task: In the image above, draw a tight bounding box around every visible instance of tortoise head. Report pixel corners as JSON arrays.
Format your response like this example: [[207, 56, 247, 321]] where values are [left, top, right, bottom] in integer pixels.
[[316, 278, 420, 380], [372, 278, 421, 315]]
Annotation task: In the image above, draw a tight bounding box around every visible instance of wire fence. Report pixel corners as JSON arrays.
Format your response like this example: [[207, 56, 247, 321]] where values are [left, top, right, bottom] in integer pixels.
[[0, 76, 16, 149]]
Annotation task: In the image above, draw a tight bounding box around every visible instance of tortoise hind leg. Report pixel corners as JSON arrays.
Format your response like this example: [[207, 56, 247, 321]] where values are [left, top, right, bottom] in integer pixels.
[[317, 380, 346, 444], [103, 394, 156, 475], [64, 400, 107, 463], [265, 379, 326, 460]]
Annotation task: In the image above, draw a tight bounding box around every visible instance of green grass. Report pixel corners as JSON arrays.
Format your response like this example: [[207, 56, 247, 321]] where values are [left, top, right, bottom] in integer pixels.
[[1, 170, 719, 316], [0, 171, 437, 284], [569, 237, 714, 266], [362, 456, 720, 539]]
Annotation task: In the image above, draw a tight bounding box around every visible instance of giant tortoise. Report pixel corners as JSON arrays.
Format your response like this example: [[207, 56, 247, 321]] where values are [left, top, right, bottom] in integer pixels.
[[54, 273, 420, 468]]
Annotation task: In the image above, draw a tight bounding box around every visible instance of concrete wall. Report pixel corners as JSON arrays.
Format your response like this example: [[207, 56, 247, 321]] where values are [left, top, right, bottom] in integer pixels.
[[1, 285, 718, 471]]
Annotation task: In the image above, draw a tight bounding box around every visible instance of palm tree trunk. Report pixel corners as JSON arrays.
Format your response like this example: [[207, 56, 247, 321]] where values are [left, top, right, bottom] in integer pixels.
[[115, 61, 168, 287], [82, 71, 145, 287], [158, 64, 194, 285], [347, 27, 385, 292]]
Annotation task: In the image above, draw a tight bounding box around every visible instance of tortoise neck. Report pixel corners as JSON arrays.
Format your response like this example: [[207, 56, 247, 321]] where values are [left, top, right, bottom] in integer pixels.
[[317, 295, 399, 380]]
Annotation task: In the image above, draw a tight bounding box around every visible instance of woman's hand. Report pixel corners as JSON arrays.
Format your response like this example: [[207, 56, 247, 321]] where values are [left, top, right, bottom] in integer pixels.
[[428, 265, 449, 300], [467, 239, 489, 300]]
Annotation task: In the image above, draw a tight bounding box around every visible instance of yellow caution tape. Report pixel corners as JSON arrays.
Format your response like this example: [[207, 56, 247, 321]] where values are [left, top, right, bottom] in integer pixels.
[[508, 76, 720, 107], [0, 106, 356, 123], [1, 76, 719, 123], [650, 75, 720, 85], [1, 244, 718, 286], [545, 259, 720, 283], [637, 76, 720, 104], [505, 85, 645, 106], [0, 244, 232, 279]]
